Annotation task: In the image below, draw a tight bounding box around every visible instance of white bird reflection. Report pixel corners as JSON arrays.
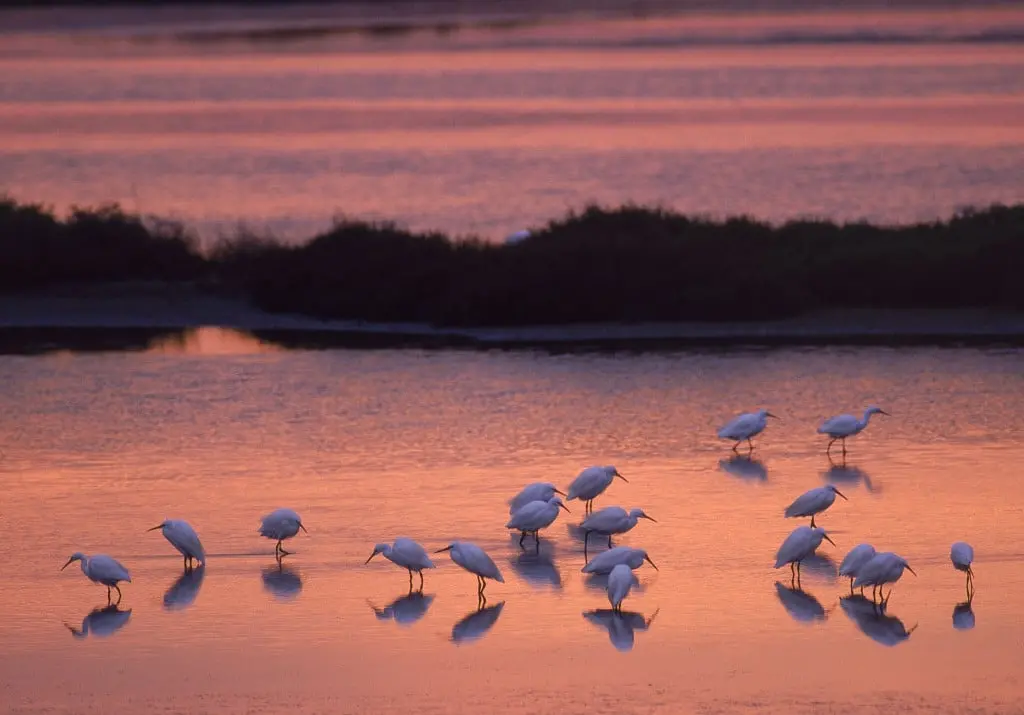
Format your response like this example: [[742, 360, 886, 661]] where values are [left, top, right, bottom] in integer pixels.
[[823, 462, 878, 493], [840, 594, 917, 646], [800, 553, 839, 583], [65, 604, 132, 639], [451, 601, 505, 645], [718, 454, 768, 482], [583, 608, 658, 652], [262, 560, 303, 601], [584, 571, 649, 594], [508, 551, 562, 589], [368, 591, 435, 627], [774, 582, 828, 624], [163, 565, 206, 611], [953, 598, 976, 631]]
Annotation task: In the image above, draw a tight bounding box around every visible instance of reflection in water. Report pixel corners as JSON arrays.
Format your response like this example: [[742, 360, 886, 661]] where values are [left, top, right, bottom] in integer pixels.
[[823, 463, 878, 493], [774, 582, 828, 624], [163, 565, 206, 611], [583, 609, 658, 652], [508, 551, 562, 589], [584, 572, 648, 594], [800, 553, 839, 583], [451, 602, 505, 645], [368, 591, 435, 627], [64, 604, 132, 639], [718, 455, 768, 482], [840, 595, 917, 646], [261, 560, 303, 601], [953, 600, 976, 631]]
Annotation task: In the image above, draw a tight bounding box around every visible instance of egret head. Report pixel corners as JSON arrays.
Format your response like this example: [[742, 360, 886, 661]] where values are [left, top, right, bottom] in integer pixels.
[[629, 508, 657, 523], [61, 552, 86, 570], [897, 556, 917, 576], [365, 543, 391, 564], [827, 485, 848, 501], [610, 467, 628, 483], [549, 496, 571, 512], [761, 409, 780, 420], [813, 529, 836, 547], [643, 552, 659, 571], [867, 405, 891, 417]]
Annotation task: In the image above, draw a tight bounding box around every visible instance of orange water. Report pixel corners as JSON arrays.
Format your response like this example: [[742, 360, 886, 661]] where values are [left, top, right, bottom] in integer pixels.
[[1, 329, 1022, 713]]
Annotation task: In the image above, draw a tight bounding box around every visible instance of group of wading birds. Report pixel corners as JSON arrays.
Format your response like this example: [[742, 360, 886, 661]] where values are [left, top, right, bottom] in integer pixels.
[[61, 404, 977, 618]]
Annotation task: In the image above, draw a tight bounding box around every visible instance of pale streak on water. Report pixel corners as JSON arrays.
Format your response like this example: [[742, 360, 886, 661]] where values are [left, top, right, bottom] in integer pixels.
[[0, 5, 1022, 242], [0, 328, 1023, 713]]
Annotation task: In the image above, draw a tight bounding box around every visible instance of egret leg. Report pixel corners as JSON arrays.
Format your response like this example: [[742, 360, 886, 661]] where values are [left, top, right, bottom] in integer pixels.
[[519, 531, 526, 549], [418, 570, 424, 591], [408, 569, 414, 592], [732, 441, 739, 453], [106, 586, 112, 603], [842, 438, 847, 457], [809, 515, 816, 528], [607, 534, 613, 548], [826, 438, 835, 456], [747, 438, 754, 452], [534, 532, 540, 554], [849, 577, 854, 595], [113, 584, 123, 604]]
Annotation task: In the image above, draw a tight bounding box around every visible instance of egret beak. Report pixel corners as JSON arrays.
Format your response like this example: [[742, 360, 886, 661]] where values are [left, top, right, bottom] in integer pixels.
[[641, 514, 657, 523], [767, 412, 780, 420], [906, 565, 917, 577], [823, 534, 836, 547], [60, 558, 73, 571], [146, 525, 163, 532], [554, 487, 567, 497], [880, 410, 892, 416], [557, 501, 571, 513], [364, 550, 379, 565], [434, 545, 453, 553], [644, 555, 659, 571], [298, 523, 308, 534], [834, 488, 848, 501], [615, 472, 629, 483]]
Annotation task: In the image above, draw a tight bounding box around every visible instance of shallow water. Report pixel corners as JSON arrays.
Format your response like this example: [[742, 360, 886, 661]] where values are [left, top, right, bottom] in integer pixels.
[[1, 329, 1023, 713], [1, 4, 1023, 241]]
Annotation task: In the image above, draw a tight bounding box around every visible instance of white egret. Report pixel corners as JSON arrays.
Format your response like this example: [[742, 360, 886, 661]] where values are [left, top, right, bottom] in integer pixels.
[[567, 465, 628, 514], [435, 542, 504, 598], [774, 526, 835, 586], [259, 508, 307, 556], [506, 496, 571, 550], [365, 537, 436, 591], [582, 546, 658, 575], [784, 484, 847, 528], [65, 604, 132, 639], [717, 408, 779, 452], [818, 406, 890, 456], [580, 506, 656, 551], [61, 553, 131, 603], [853, 551, 916, 603], [838, 543, 877, 592], [508, 482, 566, 515], [950, 541, 975, 596], [606, 563, 638, 611], [147, 519, 205, 570]]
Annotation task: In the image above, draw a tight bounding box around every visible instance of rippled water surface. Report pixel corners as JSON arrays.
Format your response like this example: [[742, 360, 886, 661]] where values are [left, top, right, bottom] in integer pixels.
[[1, 330, 1023, 714], [1, 4, 1022, 240]]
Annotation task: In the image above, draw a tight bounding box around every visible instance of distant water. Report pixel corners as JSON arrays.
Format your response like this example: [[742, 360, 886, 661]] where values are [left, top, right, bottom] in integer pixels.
[[0, 2, 1022, 243], [1, 329, 1024, 713]]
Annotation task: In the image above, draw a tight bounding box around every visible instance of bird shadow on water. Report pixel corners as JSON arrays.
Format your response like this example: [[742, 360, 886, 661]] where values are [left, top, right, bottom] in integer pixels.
[[953, 597, 976, 631], [718, 454, 768, 482], [450, 601, 505, 645], [774, 582, 830, 624], [507, 551, 562, 590], [368, 591, 435, 627], [163, 565, 206, 611], [584, 572, 651, 594], [582, 608, 658, 652], [800, 554, 839, 583], [64, 604, 132, 640], [840, 595, 917, 646], [822, 462, 879, 494], [262, 560, 303, 601]]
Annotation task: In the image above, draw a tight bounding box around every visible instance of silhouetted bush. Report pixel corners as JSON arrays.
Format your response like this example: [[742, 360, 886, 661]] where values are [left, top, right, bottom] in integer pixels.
[[217, 203, 1024, 326], [0, 198, 205, 290]]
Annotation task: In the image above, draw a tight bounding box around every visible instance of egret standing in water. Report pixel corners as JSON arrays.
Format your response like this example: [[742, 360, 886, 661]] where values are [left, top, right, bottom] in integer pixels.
[[853, 552, 917, 604], [366, 538, 436, 591], [606, 563, 638, 611], [259, 508, 307, 557], [508, 482, 566, 515], [147, 519, 205, 570], [950, 541, 975, 597], [838, 543, 877, 592], [582, 546, 658, 575], [435, 542, 504, 599], [61, 553, 132, 603], [717, 408, 779, 452], [580, 506, 656, 551], [506, 496, 571, 551], [784, 484, 847, 528], [567, 466, 628, 514], [818, 406, 890, 457], [774, 526, 835, 587]]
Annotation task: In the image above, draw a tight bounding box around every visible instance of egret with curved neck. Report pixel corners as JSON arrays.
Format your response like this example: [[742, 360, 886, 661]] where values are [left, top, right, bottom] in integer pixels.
[[818, 406, 890, 458]]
